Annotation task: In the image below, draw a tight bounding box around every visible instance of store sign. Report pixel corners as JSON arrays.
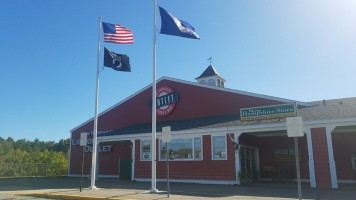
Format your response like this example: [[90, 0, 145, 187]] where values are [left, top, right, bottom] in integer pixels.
[[240, 103, 297, 121], [87, 130, 113, 136], [71, 138, 112, 153], [84, 145, 112, 153], [274, 148, 302, 162], [153, 86, 179, 116]]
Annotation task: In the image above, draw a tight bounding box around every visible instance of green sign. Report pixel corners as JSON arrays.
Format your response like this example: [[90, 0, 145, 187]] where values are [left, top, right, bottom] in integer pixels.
[[240, 103, 296, 121]]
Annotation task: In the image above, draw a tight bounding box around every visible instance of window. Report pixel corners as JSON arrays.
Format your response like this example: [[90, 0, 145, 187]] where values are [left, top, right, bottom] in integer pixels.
[[160, 137, 202, 161], [207, 79, 215, 86], [199, 80, 206, 85], [141, 140, 151, 161], [212, 135, 227, 160]]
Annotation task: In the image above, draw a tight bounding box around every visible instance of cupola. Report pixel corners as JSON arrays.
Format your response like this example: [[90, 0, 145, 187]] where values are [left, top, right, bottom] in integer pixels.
[[195, 65, 226, 88]]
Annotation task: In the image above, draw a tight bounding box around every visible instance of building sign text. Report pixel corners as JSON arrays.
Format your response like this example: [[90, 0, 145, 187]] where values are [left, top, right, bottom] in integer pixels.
[[240, 103, 297, 121]]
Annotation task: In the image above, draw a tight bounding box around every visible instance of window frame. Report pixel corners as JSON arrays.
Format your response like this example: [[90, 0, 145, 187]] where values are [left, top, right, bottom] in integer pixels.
[[211, 135, 228, 160], [194, 137, 203, 160], [352, 154, 356, 171], [140, 140, 151, 162], [159, 136, 203, 161]]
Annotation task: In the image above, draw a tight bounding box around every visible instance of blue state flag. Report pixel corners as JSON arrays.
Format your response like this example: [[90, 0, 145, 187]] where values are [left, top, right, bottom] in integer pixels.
[[159, 6, 200, 39]]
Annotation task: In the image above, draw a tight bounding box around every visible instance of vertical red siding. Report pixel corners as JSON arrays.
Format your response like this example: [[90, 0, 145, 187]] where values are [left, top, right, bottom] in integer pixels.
[[70, 145, 92, 175], [99, 143, 132, 175], [311, 127, 331, 188], [70, 79, 286, 177], [72, 79, 285, 135], [332, 132, 356, 180], [134, 134, 236, 182]]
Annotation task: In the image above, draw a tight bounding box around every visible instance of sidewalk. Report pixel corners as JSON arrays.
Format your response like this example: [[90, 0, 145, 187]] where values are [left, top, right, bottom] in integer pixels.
[[1, 177, 355, 200]]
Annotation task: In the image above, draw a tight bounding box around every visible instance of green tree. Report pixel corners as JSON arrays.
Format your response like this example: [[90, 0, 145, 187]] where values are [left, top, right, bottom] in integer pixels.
[[0, 137, 70, 177]]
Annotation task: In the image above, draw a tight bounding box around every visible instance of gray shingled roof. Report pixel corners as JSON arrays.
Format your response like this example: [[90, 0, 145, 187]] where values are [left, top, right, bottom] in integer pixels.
[[197, 97, 356, 129], [196, 65, 221, 79], [299, 99, 356, 121], [309, 97, 356, 107]]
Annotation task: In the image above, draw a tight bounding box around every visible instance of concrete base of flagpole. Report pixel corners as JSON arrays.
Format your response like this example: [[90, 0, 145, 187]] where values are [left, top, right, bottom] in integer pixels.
[[89, 186, 98, 190], [149, 189, 159, 193]]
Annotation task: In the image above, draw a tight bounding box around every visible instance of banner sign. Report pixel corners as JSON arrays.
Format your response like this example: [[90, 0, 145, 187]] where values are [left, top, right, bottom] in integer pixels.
[[240, 103, 297, 121]]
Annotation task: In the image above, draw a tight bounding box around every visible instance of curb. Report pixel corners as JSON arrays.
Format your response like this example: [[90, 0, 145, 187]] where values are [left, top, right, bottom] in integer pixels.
[[20, 193, 138, 200]]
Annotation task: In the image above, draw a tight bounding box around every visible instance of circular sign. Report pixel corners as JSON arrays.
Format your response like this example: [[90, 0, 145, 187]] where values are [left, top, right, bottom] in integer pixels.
[[143, 153, 150, 159], [156, 86, 178, 116]]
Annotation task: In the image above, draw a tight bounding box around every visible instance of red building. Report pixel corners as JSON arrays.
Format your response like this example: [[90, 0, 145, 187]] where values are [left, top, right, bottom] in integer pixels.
[[69, 66, 356, 189]]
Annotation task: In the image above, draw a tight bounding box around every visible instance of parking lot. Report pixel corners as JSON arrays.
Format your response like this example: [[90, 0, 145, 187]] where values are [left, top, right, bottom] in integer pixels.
[[0, 177, 356, 200]]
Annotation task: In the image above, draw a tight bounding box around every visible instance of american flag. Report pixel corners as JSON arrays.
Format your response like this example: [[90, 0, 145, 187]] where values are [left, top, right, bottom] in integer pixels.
[[102, 22, 133, 44]]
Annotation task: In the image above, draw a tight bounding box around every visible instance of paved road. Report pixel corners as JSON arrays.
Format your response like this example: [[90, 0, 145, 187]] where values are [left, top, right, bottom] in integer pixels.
[[0, 177, 355, 200]]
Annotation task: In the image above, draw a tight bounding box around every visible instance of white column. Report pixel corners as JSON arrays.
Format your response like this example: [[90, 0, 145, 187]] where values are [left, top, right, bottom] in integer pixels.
[[326, 126, 338, 189], [131, 139, 136, 181], [304, 128, 316, 188], [234, 132, 242, 185]]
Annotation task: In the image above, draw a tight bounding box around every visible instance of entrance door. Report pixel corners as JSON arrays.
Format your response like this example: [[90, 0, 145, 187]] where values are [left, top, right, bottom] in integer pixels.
[[240, 146, 259, 181], [119, 159, 132, 180]]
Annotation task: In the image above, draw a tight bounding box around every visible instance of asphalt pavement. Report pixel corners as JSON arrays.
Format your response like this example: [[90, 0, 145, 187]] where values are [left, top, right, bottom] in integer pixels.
[[0, 177, 355, 200]]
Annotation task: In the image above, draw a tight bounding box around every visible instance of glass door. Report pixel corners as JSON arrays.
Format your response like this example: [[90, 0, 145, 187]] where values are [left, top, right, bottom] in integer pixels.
[[240, 146, 258, 181]]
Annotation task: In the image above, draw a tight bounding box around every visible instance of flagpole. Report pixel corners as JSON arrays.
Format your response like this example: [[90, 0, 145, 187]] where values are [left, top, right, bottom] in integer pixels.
[[150, 0, 158, 193], [90, 16, 102, 189]]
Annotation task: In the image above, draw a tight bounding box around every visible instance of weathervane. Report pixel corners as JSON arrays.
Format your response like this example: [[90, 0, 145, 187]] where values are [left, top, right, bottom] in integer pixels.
[[207, 57, 213, 65]]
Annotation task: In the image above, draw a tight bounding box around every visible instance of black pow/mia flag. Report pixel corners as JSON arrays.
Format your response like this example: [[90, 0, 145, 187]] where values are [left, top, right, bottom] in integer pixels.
[[103, 47, 131, 72]]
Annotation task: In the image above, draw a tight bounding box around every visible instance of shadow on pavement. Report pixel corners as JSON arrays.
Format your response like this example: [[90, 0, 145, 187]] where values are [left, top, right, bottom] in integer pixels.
[[1, 177, 356, 200]]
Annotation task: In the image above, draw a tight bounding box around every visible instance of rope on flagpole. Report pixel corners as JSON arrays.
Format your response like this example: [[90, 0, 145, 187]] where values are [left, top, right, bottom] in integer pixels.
[[99, 66, 104, 72]]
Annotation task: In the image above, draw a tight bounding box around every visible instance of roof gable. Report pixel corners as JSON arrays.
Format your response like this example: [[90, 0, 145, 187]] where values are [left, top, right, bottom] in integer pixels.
[[71, 76, 310, 134]]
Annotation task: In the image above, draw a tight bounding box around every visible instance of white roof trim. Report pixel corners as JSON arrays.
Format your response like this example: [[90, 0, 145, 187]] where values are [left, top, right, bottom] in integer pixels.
[[163, 76, 311, 106], [71, 76, 312, 133]]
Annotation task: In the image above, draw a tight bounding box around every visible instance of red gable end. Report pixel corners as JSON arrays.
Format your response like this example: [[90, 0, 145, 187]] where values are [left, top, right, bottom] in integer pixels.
[[71, 77, 299, 136]]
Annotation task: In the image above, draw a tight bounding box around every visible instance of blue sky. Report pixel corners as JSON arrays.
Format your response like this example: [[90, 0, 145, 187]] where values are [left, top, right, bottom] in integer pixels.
[[1, 0, 355, 142]]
